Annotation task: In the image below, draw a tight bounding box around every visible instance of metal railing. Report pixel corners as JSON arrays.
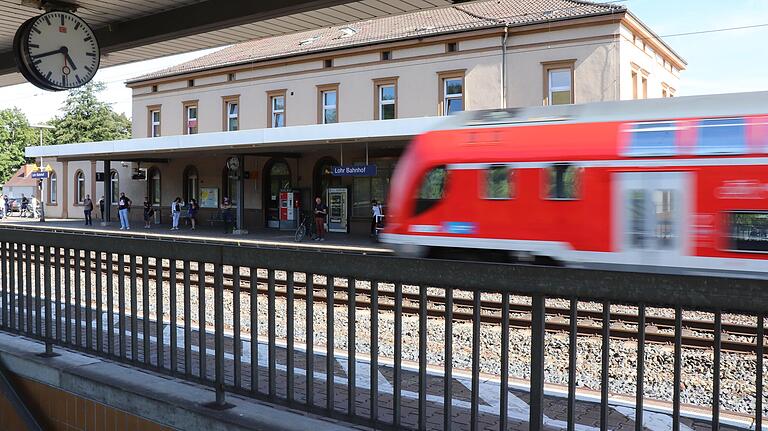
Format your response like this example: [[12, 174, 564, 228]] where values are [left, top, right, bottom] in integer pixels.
[[0, 226, 766, 430]]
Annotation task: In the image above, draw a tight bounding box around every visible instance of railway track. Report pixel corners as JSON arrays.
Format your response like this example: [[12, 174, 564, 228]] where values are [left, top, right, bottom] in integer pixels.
[[11, 251, 766, 354]]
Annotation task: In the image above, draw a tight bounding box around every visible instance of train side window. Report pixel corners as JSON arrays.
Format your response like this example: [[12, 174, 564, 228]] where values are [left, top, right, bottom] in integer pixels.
[[415, 166, 447, 215], [546, 164, 581, 199], [484, 165, 514, 199], [696, 118, 746, 155], [727, 211, 768, 253], [625, 121, 678, 157]]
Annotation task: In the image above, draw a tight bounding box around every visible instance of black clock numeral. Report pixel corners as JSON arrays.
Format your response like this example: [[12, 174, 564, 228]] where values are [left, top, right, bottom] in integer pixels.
[[46, 71, 52, 80], [86, 52, 96, 57], [32, 26, 41, 34], [60, 15, 65, 26], [75, 22, 80, 31], [75, 75, 82, 84], [84, 66, 92, 73], [83, 36, 92, 42], [62, 75, 67, 86], [33, 59, 41, 65], [44, 16, 51, 25], [29, 43, 39, 48]]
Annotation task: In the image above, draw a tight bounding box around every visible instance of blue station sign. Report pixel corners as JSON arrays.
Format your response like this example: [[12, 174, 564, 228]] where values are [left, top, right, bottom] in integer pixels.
[[30, 172, 48, 179], [331, 165, 377, 177]]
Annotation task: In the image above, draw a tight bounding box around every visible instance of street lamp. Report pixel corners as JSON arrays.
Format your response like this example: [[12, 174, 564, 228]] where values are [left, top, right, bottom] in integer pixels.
[[31, 124, 56, 223]]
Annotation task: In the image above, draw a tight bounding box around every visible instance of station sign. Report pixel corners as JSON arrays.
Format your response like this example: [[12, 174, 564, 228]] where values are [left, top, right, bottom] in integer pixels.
[[331, 165, 377, 177], [30, 172, 48, 179]]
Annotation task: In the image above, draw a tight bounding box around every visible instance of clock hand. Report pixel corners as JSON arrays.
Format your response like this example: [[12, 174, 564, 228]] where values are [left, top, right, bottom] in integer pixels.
[[31, 48, 64, 59], [63, 51, 77, 71]]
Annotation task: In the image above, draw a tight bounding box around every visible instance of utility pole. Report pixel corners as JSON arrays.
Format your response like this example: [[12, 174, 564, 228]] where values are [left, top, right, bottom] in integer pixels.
[[31, 124, 55, 223]]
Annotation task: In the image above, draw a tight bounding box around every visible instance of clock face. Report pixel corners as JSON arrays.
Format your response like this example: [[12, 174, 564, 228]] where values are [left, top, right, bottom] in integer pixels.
[[14, 11, 100, 91]]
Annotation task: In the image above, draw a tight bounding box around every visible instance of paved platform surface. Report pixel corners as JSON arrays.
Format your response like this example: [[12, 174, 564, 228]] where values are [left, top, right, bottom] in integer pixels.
[[0, 294, 756, 431], [0, 218, 391, 254]]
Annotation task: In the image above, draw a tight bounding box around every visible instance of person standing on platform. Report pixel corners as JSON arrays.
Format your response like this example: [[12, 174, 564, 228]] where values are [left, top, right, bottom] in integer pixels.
[[370, 199, 383, 237], [20, 194, 28, 217], [143, 197, 154, 229], [2, 195, 9, 218], [98, 196, 105, 220], [0, 194, 5, 219], [313, 196, 328, 241], [118, 192, 132, 230], [188, 198, 199, 230], [171, 197, 182, 230], [221, 196, 233, 234], [83, 195, 93, 226]]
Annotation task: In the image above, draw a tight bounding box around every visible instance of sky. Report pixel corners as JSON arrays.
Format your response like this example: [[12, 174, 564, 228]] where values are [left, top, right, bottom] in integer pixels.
[[0, 0, 767, 124]]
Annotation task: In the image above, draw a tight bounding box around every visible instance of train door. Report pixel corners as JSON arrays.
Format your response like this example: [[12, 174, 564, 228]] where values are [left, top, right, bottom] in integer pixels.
[[614, 172, 691, 266]]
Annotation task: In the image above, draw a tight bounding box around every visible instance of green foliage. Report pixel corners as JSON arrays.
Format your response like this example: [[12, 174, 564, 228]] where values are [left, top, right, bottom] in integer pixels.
[[0, 108, 36, 185], [50, 81, 131, 144]]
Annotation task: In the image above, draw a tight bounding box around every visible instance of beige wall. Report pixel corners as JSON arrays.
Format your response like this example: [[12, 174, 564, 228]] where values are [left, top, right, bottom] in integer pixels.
[[619, 24, 680, 100]]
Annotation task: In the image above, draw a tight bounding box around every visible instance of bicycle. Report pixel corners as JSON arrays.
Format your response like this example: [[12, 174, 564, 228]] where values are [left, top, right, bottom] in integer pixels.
[[294, 212, 311, 242]]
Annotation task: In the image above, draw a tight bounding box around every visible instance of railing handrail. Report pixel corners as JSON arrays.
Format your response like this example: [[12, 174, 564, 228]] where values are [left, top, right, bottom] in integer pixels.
[[1, 226, 766, 313]]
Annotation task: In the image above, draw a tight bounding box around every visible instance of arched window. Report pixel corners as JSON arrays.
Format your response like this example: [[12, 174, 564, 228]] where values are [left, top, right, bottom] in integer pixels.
[[110, 171, 120, 205], [313, 157, 340, 201], [74, 170, 85, 204], [263, 158, 291, 228], [183, 166, 199, 204], [48, 172, 57, 204], [148, 167, 161, 205], [222, 165, 239, 205]]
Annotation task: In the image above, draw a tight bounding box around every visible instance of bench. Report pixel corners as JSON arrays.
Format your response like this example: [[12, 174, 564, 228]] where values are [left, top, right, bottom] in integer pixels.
[[208, 210, 224, 226]]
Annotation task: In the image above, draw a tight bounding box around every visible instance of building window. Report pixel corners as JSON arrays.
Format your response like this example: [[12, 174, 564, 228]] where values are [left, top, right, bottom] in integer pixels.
[[543, 61, 574, 105], [75, 170, 85, 204], [324, 59, 333, 68], [438, 71, 465, 116], [223, 96, 239, 131], [187, 79, 194, 87], [149, 107, 161, 137], [318, 85, 339, 124], [110, 171, 119, 205], [484, 165, 515, 199], [183, 166, 199, 204], [228, 73, 236, 81], [381, 50, 391, 61], [48, 172, 57, 204], [728, 211, 768, 252], [632, 71, 638, 99], [662, 88, 667, 98], [151, 85, 158, 93], [546, 164, 581, 199], [446, 42, 458, 53], [184, 102, 198, 135], [374, 78, 397, 120], [641, 75, 648, 99], [268, 91, 286, 128], [148, 167, 161, 206]]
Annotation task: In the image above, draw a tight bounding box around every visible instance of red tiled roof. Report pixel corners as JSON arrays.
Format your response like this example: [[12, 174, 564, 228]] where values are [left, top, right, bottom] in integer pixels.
[[128, 0, 625, 83], [2, 165, 38, 188]]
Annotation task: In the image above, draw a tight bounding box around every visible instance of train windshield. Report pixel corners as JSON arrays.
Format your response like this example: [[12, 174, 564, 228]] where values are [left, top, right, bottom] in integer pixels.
[[414, 166, 447, 215]]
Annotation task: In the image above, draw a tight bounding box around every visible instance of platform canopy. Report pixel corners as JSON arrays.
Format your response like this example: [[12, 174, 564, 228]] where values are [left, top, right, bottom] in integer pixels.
[[25, 116, 446, 161], [0, 0, 458, 86]]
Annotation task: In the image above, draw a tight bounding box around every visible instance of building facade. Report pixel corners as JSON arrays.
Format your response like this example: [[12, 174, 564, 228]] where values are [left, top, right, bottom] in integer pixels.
[[32, 0, 685, 234]]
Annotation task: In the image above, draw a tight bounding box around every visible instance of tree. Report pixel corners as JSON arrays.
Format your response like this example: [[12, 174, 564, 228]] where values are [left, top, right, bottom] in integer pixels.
[[50, 81, 131, 144], [0, 108, 36, 185]]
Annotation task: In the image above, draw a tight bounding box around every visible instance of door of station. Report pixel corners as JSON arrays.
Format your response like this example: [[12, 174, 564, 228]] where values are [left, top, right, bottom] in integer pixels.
[[614, 171, 690, 266], [327, 188, 348, 233]]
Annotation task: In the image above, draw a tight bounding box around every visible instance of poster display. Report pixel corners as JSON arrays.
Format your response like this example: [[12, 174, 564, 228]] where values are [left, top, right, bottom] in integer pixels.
[[200, 187, 219, 208]]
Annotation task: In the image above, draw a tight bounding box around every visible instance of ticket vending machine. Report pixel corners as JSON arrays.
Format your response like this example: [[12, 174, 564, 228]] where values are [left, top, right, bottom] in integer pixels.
[[327, 188, 348, 233], [279, 190, 301, 230]]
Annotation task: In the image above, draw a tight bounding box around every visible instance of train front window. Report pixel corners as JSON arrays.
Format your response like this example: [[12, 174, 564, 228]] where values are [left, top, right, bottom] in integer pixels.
[[546, 164, 581, 199], [415, 166, 447, 215], [484, 165, 514, 199], [728, 211, 768, 252]]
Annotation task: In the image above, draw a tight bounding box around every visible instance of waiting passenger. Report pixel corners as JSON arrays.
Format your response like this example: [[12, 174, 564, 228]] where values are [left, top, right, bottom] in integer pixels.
[[371, 199, 383, 237], [143, 197, 154, 229], [83, 194, 93, 226], [313, 196, 328, 241], [118, 192, 132, 230], [0, 195, 5, 219], [188, 198, 199, 230], [98, 196, 105, 220], [20, 194, 28, 217], [221, 196, 233, 234], [170, 197, 182, 231]]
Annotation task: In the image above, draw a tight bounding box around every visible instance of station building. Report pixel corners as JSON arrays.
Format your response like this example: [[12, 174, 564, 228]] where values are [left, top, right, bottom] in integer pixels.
[[27, 0, 685, 234]]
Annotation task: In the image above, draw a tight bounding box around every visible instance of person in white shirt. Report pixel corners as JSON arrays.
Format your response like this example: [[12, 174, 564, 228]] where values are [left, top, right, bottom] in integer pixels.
[[170, 197, 182, 230], [0, 195, 5, 219], [371, 199, 383, 236], [30, 196, 39, 219]]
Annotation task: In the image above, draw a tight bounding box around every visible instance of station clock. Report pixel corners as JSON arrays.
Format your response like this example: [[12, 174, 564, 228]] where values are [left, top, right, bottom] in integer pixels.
[[13, 11, 100, 91]]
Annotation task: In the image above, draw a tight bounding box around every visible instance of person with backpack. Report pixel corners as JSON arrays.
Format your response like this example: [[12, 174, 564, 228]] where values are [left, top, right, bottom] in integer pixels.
[[143, 197, 154, 229], [171, 197, 182, 230]]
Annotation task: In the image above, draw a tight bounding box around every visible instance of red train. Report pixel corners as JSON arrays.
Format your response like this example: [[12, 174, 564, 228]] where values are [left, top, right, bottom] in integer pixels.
[[382, 92, 768, 278]]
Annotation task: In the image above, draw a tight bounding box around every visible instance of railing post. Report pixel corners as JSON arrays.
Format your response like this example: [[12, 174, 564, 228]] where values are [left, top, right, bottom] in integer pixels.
[[38, 245, 58, 358], [204, 263, 233, 410], [529, 294, 545, 431]]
